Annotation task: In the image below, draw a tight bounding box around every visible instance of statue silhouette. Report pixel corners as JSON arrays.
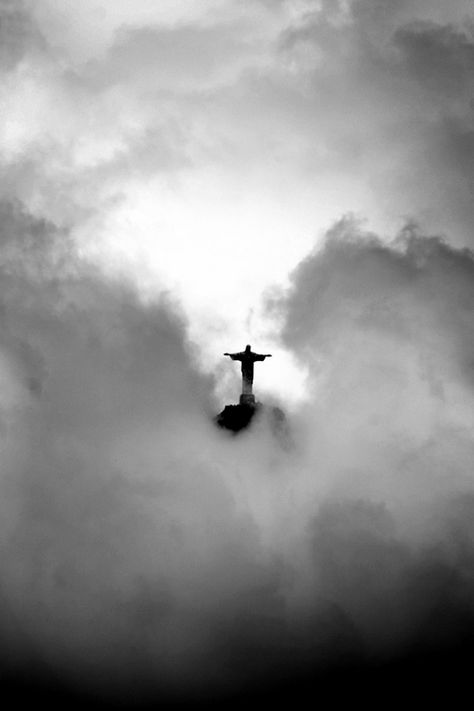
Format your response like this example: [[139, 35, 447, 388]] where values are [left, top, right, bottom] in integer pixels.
[[224, 345, 272, 399]]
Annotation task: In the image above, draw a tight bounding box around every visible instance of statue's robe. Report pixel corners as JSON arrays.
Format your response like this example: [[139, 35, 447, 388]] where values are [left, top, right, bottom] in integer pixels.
[[228, 350, 267, 394]]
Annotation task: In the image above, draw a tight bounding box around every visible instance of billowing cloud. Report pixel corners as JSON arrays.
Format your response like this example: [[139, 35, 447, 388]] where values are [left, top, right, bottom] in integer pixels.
[[2, 0, 474, 706], [0, 202, 474, 705], [280, 218, 474, 506], [2, 0, 474, 352]]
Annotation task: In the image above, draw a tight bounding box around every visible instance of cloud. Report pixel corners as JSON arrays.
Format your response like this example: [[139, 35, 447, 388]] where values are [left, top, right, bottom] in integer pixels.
[[282, 217, 474, 390], [277, 219, 474, 503], [2, 0, 474, 355], [0, 200, 269, 697], [2, 1, 474, 705], [1, 203, 474, 705], [266, 217, 474, 682]]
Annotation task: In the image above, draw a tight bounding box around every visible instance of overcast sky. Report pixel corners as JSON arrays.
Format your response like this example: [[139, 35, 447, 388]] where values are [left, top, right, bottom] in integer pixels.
[[2, 0, 474, 703], [1, 0, 473, 403]]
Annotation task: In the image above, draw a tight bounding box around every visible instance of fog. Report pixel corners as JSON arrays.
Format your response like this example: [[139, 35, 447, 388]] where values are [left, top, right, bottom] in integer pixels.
[[0, 203, 474, 703], [2, 0, 474, 705]]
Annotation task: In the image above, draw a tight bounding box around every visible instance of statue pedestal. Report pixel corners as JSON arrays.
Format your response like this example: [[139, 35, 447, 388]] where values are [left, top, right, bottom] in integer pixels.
[[239, 394, 256, 406]]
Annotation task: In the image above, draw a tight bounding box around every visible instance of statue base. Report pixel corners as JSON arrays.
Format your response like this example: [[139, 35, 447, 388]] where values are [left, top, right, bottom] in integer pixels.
[[239, 394, 256, 406]]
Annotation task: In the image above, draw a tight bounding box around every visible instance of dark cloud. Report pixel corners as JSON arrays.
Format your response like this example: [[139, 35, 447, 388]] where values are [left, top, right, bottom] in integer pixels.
[[394, 21, 474, 99], [0, 200, 274, 699], [0, 0, 44, 72], [282, 218, 474, 388]]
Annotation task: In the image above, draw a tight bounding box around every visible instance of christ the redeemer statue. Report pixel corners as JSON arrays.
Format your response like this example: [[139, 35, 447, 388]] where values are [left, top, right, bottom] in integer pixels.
[[224, 345, 272, 405]]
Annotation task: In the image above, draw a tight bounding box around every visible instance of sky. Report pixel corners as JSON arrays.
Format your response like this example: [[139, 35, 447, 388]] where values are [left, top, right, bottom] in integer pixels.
[[1, 0, 474, 705], [2, 0, 473, 403]]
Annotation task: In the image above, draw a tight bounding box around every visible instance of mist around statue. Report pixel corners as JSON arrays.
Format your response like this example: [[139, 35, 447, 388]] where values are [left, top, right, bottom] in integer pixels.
[[215, 344, 289, 438]]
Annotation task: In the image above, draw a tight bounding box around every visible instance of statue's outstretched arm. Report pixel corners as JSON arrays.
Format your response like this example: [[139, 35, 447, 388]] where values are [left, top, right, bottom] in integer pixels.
[[224, 352, 241, 360]]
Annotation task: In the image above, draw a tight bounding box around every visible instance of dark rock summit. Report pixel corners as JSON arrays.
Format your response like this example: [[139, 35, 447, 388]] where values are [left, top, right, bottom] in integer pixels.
[[215, 398, 291, 445], [217, 345, 291, 443], [215, 401, 261, 433]]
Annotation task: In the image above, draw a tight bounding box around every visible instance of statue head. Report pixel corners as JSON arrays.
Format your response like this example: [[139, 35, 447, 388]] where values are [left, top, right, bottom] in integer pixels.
[[245, 344, 251, 352]]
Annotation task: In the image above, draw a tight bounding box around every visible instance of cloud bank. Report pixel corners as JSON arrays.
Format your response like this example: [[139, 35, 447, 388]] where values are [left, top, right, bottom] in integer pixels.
[[1, 0, 474, 706], [2, 0, 474, 362], [0, 204, 474, 706]]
